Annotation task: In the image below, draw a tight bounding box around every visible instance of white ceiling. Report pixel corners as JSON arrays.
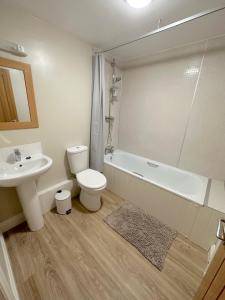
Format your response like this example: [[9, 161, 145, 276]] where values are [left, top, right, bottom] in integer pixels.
[[5, 0, 225, 50]]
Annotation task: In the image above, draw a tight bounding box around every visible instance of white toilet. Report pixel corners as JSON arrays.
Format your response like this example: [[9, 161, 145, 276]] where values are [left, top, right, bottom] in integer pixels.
[[67, 145, 107, 211]]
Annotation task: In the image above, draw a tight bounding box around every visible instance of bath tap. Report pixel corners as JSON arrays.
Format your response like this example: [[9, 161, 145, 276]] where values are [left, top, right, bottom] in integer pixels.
[[105, 145, 114, 155], [14, 148, 22, 162]]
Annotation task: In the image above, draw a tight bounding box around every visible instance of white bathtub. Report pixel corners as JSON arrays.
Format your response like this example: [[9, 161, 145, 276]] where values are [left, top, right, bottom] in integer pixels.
[[104, 150, 208, 206], [103, 150, 224, 250]]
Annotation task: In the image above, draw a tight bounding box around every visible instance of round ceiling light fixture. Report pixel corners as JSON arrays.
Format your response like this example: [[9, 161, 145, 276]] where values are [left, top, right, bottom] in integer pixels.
[[126, 0, 152, 8]]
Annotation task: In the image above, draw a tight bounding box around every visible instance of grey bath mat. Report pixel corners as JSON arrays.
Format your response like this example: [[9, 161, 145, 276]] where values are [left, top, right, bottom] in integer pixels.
[[104, 202, 177, 271]]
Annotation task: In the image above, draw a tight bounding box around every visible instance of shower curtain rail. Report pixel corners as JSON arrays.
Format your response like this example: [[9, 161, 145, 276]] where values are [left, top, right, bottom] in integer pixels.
[[96, 5, 225, 54]]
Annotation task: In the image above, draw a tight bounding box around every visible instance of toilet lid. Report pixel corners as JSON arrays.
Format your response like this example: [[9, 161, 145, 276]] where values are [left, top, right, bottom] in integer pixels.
[[77, 169, 107, 189]]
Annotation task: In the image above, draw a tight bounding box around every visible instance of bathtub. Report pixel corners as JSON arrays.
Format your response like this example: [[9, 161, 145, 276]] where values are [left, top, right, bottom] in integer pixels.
[[104, 150, 208, 205], [103, 150, 218, 250]]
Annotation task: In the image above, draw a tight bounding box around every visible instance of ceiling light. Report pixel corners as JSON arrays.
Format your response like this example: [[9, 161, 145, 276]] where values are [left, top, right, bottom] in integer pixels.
[[126, 0, 152, 8], [185, 66, 199, 77]]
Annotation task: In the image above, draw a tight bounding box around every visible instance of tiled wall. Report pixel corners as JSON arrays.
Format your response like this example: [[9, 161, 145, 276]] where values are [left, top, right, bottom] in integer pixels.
[[179, 36, 225, 180], [117, 36, 225, 181]]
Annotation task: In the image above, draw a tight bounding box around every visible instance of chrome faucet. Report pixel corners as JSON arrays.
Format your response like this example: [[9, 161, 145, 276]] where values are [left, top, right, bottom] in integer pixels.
[[14, 148, 21, 162], [105, 145, 114, 155]]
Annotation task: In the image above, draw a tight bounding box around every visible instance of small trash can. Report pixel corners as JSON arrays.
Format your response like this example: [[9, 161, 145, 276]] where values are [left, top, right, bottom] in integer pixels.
[[55, 189, 72, 215]]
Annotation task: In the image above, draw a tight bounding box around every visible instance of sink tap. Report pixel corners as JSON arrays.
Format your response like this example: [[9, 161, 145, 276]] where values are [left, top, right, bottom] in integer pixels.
[[105, 145, 114, 155], [14, 149, 21, 162]]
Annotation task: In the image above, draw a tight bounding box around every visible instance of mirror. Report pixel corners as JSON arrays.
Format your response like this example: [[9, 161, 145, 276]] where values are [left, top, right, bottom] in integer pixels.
[[0, 57, 38, 130]]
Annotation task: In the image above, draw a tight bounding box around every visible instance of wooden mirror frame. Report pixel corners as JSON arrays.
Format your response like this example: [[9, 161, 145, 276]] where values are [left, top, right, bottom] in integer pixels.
[[0, 57, 38, 130]]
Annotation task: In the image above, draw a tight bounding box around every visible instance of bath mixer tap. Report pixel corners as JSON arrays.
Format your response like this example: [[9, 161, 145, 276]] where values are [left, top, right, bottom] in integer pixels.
[[14, 148, 22, 162], [105, 145, 114, 155]]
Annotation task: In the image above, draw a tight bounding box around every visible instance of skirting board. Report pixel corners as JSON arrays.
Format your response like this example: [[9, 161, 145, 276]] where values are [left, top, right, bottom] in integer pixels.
[[39, 179, 77, 214], [0, 214, 25, 234], [0, 233, 20, 299], [0, 179, 79, 233]]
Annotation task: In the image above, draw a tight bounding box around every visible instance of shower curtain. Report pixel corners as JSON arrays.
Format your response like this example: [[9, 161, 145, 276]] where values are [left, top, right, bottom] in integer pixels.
[[90, 54, 105, 172]]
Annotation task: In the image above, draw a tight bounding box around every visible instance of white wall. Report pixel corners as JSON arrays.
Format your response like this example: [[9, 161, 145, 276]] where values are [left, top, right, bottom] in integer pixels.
[[0, 0, 92, 222], [118, 36, 225, 180]]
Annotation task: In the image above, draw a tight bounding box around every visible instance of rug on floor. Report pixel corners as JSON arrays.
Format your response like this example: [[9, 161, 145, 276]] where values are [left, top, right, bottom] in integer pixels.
[[104, 202, 177, 271]]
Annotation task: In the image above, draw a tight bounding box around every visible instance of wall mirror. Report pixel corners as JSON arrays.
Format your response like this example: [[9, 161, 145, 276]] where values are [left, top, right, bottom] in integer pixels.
[[0, 57, 38, 130]]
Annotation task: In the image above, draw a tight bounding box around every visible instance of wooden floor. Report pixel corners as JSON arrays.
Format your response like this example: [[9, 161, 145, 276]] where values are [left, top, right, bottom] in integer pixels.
[[4, 190, 207, 300]]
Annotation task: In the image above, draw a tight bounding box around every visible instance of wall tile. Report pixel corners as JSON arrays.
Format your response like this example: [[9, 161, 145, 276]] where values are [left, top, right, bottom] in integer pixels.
[[118, 43, 204, 166], [179, 36, 225, 180]]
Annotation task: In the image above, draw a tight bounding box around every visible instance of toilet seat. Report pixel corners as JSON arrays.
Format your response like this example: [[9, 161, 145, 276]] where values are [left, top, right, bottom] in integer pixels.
[[77, 169, 107, 190]]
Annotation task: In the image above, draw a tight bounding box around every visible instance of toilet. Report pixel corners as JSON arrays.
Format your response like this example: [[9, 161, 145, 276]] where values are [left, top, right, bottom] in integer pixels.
[[67, 145, 107, 211]]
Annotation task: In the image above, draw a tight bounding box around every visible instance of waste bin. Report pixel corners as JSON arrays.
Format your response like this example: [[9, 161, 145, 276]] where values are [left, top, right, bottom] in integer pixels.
[[55, 189, 72, 215]]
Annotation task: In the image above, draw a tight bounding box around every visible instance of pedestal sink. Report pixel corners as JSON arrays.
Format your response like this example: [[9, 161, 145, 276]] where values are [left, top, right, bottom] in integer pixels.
[[0, 154, 52, 231]]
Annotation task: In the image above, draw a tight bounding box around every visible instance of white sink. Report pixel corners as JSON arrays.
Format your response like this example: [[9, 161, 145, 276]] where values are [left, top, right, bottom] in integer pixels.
[[0, 145, 52, 232], [0, 154, 52, 187]]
